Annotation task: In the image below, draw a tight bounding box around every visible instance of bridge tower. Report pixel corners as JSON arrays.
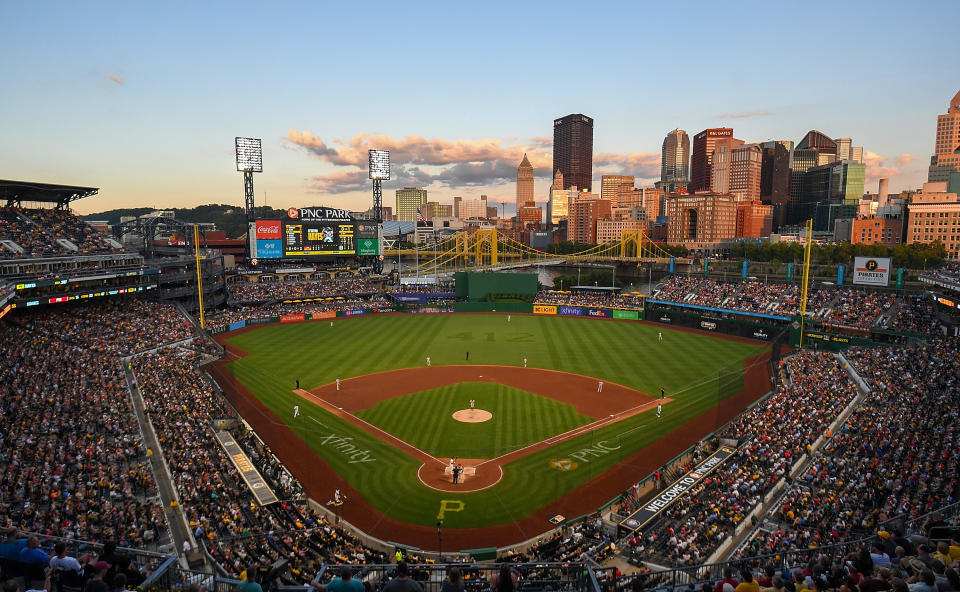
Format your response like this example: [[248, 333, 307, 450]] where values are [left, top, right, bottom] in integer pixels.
[[620, 230, 645, 258], [475, 229, 499, 267]]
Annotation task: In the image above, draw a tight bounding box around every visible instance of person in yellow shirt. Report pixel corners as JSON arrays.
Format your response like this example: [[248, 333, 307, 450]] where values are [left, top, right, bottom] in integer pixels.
[[949, 536, 960, 562], [735, 568, 760, 592], [933, 542, 952, 566]]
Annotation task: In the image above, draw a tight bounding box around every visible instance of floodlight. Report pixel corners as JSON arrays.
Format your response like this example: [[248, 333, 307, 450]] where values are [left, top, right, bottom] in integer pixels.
[[236, 137, 263, 172], [368, 149, 390, 180]]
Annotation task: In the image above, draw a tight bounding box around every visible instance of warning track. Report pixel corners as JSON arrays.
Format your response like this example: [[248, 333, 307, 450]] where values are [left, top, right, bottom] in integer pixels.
[[209, 321, 773, 551]]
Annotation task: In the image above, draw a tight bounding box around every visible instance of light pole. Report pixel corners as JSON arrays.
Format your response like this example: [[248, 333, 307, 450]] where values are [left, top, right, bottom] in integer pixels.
[[437, 520, 443, 561]]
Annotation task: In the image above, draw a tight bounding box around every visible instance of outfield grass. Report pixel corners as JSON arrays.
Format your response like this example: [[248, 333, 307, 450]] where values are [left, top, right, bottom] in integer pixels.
[[225, 313, 768, 529], [355, 382, 594, 458]]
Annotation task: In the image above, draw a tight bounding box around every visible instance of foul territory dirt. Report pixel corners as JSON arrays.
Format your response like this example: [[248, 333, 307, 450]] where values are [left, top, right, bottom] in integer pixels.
[[209, 318, 773, 551]]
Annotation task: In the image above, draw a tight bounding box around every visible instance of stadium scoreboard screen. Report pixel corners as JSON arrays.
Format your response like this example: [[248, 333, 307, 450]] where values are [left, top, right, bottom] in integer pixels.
[[251, 207, 379, 260]]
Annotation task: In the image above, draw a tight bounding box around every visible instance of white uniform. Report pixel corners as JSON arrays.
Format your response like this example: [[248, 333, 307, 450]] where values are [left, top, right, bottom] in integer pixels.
[[658, 331, 663, 341], [597, 381, 603, 392], [426, 357, 431, 366], [293, 405, 299, 418], [469, 399, 475, 409], [523, 358, 527, 368], [336, 378, 341, 390], [656, 404, 662, 418]]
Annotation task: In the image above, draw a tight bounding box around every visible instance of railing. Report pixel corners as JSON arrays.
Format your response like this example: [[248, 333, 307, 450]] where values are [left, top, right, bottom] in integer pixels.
[[142, 562, 613, 592]]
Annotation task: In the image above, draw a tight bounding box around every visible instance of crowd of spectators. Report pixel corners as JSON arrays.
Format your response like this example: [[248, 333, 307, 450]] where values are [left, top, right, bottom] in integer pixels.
[[627, 352, 860, 566], [921, 262, 960, 286], [0, 208, 124, 259], [654, 276, 943, 333], [205, 295, 393, 330], [227, 277, 378, 303], [534, 290, 645, 308], [130, 344, 388, 583], [0, 300, 192, 549]]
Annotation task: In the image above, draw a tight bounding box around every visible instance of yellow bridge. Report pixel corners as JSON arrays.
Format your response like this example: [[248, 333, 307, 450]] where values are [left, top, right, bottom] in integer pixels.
[[386, 229, 687, 275]]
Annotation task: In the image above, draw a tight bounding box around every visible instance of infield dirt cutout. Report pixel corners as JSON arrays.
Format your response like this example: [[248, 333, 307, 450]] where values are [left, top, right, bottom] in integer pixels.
[[287, 365, 669, 493], [452, 408, 492, 423]]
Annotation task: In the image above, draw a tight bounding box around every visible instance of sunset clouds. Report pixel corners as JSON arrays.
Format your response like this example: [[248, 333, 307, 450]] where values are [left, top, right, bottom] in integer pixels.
[[863, 151, 917, 188], [286, 131, 663, 195]]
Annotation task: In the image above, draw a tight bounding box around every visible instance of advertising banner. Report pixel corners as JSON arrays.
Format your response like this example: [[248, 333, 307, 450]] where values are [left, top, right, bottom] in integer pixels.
[[585, 307, 610, 318], [837, 264, 845, 286], [533, 304, 557, 315], [852, 257, 891, 286], [228, 320, 247, 332], [256, 239, 283, 259], [357, 237, 379, 256], [255, 220, 282, 240], [393, 294, 428, 303], [619, 447, 735, 534], [310, 311, 337, 319], [344, 309, 366, 316], [559, 305, 583, 316], [281, 314, 305, 323], [700, 320, 717, 331], [215, 431, 278, 506], [613, 309, 640, 320]]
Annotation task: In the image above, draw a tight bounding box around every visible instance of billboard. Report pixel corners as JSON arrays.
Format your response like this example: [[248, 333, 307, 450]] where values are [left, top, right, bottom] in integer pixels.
[[254, 207, 372, 260], [585, 308, 610, 318], [533, 304, 557, 315], [852, 257, 891, 286], [356, 223, 379, 256], [559, 305, 582, 316], [613, 309, 639, 320]]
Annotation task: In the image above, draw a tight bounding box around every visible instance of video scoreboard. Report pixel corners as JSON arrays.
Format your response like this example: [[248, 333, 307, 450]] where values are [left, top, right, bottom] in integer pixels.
[[250, 207, 380, 261]]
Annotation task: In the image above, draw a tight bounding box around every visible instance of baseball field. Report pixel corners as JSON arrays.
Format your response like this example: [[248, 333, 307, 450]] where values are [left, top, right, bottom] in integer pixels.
[[211, 312, 771, 550]]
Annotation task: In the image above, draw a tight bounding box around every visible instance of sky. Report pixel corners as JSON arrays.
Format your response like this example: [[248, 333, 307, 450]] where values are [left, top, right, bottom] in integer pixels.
[[1, 0, 958, 216]]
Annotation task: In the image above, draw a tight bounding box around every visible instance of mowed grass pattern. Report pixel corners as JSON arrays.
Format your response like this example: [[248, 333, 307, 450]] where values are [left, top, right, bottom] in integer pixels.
[[355, 382, 594, 458], [225, 314, 768, 528]]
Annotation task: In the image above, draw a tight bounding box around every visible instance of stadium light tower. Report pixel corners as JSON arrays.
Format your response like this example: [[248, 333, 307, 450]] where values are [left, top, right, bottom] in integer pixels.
[[368, 149, 390, 273], [236, 137, 263, 222]]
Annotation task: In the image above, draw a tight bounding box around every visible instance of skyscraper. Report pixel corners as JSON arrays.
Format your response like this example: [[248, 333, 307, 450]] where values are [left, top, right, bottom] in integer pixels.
[[690, 128, 741, 192], [928, 90, 960, 183], [760, 141, 793, 230], [553, 114, 594, 192], [395, 187, 427, 222], [516, 153, 534, 215], [601, 175, 634, 206], [548, 170, 569, 225], [729, 144, 763, 202], [660, 129, 690, 194]]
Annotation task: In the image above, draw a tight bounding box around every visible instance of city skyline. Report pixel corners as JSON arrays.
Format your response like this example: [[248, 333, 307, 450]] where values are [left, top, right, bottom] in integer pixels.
[[1, 1, 957, 216]]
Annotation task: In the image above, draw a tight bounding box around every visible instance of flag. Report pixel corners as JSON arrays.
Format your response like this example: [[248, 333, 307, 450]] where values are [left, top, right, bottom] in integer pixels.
[[416, 208, 426, 223]]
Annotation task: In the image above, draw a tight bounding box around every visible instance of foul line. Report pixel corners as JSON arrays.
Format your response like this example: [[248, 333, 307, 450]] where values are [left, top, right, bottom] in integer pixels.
[[294, 388, 444, 465], [476, 397, 673, 468]]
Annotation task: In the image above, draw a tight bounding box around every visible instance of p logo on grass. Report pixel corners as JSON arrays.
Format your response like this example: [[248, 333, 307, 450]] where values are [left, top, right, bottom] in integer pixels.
[[549, 458, 578, 472], [437, 500, 464, 520]]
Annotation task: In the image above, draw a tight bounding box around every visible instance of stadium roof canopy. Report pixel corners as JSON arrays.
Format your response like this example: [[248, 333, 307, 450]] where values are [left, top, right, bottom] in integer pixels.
[[382, 221, 417, 236], [0, 179, 99, 208]]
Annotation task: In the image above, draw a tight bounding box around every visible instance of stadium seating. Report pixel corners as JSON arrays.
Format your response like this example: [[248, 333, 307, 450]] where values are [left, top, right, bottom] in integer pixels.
[[227, 277, 378, 303], [0, 208, 124, 259], [0, 300, 191, 547]]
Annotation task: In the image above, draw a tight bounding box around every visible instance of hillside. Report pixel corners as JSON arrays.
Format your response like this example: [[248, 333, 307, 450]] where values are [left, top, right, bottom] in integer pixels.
[[82, 205, 288, 239]]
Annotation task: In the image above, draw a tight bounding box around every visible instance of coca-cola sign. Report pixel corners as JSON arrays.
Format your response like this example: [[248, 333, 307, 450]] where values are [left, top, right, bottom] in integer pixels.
[[256, 220, 282, 239]]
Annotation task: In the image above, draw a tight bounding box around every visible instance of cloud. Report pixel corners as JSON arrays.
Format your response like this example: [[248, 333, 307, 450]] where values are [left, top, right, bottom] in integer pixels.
[[863, 152, 917, 188], [288, 131, 558, 193], [715, 110, 772, 119], [895, 153, 915, 167], [292, 131, 662, 195], [594, 151, 661, 178], [105, 73, 124, 85]]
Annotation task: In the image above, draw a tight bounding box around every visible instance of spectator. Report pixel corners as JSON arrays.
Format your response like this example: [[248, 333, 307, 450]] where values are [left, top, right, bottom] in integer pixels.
[[84, 562, 111, 592], [440, 567, 465, 592], [382, 562, 423, 592]]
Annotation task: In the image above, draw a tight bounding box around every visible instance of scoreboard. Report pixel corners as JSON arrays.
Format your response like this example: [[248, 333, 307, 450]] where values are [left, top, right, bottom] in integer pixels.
[[251, 207, 379, 260]]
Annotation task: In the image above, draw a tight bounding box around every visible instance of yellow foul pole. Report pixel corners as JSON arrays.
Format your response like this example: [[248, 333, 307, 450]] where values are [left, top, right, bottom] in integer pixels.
[[798, 219, 813, 348], [194, 225, 205, 330]]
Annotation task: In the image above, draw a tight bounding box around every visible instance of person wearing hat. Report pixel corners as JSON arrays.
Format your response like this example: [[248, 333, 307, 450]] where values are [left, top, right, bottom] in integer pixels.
[[84, 561, 112, 592]]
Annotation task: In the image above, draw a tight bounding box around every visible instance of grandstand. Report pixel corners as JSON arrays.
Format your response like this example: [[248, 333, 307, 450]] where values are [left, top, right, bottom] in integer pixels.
[[1, 203, 959, 592]]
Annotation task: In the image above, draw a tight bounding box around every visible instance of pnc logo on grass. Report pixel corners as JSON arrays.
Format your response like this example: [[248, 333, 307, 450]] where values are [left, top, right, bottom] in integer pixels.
[[549, 457, 578, 472]]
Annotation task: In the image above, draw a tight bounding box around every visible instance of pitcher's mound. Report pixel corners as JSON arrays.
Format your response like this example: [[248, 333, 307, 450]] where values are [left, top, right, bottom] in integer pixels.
[[452, 409, 492, 423]]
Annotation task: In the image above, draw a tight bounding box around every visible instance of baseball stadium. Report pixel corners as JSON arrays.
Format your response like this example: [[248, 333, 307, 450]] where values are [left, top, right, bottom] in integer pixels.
[[0, 184, 958, 592]]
